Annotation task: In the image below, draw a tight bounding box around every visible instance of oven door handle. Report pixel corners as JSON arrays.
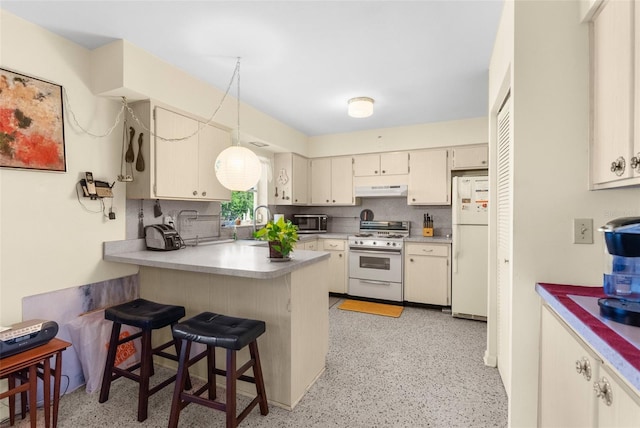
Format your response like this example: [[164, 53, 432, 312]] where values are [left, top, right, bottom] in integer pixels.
[[359, 279, 392, 286], [349, 249, 401, 255]]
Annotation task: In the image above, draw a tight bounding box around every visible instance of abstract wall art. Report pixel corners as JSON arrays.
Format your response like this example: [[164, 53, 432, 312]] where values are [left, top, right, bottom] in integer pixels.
[[0, 68, 66, 172]]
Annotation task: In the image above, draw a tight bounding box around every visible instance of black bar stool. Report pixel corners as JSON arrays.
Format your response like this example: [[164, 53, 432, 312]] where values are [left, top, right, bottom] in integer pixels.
[[99, 298, 191, 422], [168, 312, 269, 428]]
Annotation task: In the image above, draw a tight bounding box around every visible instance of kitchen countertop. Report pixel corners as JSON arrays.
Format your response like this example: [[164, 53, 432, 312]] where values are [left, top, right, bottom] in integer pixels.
[[103, 239, 329, 280], [536, 283, 640, 392]]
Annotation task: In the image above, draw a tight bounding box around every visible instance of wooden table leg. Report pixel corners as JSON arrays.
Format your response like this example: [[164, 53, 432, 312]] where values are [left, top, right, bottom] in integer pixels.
[[43, 357, 51, 428], [52, 350, 63, 428], [28, 364, 37, 428], [8, 374, 16, 425]]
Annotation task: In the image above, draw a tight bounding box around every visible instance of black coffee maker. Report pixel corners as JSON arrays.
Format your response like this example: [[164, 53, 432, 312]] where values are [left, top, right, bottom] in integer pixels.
[[599, 217, 640, 326]]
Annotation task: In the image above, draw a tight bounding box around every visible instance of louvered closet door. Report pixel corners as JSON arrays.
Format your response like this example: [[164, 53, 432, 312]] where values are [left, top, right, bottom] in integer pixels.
[[496, 94, 513, 397]]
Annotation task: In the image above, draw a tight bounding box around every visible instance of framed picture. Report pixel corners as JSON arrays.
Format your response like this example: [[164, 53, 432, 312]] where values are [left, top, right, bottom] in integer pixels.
[[0, 68, 66, 172]]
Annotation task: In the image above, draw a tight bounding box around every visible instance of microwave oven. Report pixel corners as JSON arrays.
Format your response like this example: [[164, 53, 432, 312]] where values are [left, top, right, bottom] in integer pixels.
[[292, 214, 328, 234]]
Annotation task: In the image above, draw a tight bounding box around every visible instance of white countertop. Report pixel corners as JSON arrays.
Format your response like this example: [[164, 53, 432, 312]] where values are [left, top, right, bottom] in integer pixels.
[[103, 239, 329, 280]]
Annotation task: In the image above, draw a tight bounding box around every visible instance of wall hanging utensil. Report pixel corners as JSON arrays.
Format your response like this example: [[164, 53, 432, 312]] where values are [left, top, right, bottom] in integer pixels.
[[135, 133, 145, 172], [125, 126, 135, 163]]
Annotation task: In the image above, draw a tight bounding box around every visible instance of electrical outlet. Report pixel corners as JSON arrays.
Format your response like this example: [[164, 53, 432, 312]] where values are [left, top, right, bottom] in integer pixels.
[[573, 218, 593, 244]]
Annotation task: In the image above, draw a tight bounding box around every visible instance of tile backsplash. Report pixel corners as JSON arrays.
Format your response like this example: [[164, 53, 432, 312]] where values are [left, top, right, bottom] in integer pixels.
[[126, 198, 451, 239]]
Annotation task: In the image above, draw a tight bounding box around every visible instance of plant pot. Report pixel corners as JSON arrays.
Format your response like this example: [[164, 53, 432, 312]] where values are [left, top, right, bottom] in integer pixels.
[[268, 241, 285, 259]]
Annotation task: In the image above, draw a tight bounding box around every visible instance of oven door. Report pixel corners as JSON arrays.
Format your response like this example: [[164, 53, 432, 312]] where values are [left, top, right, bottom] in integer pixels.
[[348, 248, 402, 283]]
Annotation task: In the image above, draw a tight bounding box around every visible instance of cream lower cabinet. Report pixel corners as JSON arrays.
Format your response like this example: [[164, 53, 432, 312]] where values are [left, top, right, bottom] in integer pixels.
[[540, 305, 640, 427], [408, 149, 450, 205], [404, 243, 450, 305], [323, 239, 347, 294], [301, 239, 318, 251]]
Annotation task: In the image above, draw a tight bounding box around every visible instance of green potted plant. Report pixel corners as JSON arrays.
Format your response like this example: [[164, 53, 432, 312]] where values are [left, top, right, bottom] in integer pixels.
[[253, 216, 299, 259]]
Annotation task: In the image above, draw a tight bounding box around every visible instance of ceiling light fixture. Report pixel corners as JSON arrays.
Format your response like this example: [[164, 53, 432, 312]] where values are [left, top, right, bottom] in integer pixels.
[[215, 58, 262, 191], [348, 97, 375, 118]]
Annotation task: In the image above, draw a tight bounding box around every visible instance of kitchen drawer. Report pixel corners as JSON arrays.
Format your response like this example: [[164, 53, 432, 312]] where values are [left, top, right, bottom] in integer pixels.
[[406, 243, 449, 257], [323, 239, 346, 251]]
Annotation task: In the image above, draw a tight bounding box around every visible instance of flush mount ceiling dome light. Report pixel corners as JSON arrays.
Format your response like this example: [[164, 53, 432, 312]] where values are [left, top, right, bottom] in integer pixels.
[[348, 97, 375, 118], [215, 58, 262, 191]]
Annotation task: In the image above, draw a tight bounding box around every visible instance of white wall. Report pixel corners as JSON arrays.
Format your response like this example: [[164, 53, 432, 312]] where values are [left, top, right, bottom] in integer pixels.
[[91, 40, 309, 155], [489, 1, 640, 426], [0, 10, 137, 324], [308, 117, 487, 158]]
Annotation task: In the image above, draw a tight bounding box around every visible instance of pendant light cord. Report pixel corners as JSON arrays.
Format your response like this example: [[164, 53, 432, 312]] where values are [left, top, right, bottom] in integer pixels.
[[62, 59, 240, 143], [236, 57, 241, 147]]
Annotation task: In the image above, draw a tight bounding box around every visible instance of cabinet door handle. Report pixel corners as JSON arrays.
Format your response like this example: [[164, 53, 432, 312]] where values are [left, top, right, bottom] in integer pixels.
[[422, 249, 434, 253], [594, 377, 613, 406], [381, 170, 386, 174], [338, 254, 342, 258], [374, 170, 378, 174], [610, 157, 626, 176], [409, 258, 414, 262], [192, 190, 198, 196], [202, 191, 207, 197], [575, 357, 591, 381], [631, 154, 640, 170]]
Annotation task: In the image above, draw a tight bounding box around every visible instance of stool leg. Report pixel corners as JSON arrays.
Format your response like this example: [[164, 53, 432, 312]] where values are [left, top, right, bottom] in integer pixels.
[[173, 331, 192, 391], [226, 349, 237, 428], [249, 341, 269, 416], [99, 322, 122, 403], [168, 339, 191, 428], [207, 345, 216, 400], [137, 328, 153, 422]]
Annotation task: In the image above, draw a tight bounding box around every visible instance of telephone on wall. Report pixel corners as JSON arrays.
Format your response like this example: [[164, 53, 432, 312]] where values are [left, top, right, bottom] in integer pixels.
[[80, 171, 113, 199]]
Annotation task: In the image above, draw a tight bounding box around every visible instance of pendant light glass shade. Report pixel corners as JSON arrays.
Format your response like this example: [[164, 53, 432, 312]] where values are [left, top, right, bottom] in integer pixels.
[[215, 146, 262, 191], [348, 97, 374, 118]]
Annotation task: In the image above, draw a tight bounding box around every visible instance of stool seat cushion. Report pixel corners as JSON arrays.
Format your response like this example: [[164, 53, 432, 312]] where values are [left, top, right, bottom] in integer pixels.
[[172, 312, 265, 350], [105, 299, 185, 329]]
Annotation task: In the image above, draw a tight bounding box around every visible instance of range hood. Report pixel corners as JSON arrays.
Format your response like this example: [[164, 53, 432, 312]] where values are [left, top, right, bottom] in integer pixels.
[[354, 184, 408, 198]]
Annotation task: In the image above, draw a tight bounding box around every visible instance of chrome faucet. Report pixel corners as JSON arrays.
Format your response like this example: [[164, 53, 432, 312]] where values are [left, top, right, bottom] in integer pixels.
[[253, 205, 272, 235]]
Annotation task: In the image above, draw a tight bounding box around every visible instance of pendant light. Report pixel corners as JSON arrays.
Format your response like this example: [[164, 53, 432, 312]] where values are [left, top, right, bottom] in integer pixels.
[[348, 97, 374, 118], [215, 59, 262, 191]]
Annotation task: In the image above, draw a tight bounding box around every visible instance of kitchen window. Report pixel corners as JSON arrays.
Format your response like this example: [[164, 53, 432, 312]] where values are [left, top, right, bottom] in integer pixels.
[[220, 156, 270, 225]]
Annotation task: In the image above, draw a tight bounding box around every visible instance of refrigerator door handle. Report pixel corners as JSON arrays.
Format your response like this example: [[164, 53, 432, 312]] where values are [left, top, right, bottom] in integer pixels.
[[452, 225, 459, 274]]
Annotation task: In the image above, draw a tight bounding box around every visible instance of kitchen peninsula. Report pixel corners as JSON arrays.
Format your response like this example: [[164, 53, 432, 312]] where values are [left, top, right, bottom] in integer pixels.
[[103, 239, 330, 409]]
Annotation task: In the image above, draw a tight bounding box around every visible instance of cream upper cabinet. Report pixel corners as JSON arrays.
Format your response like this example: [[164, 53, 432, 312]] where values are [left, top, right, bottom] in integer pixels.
[[126, 102, 231, 201], [310, 156, 356, 205], [323, 239, 347, 294], [591, 0, 640, 188], [354, 152, 409, 177], [540, 305, 640, 427], [451, 144, 488, 170], [408, 149, 450, 205], [404, 243, 450, 305], [274, 152, 309, 205]]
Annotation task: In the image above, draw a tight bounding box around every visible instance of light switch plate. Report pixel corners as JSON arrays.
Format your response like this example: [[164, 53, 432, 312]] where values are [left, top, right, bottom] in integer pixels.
[[573, 218, 593, 244]]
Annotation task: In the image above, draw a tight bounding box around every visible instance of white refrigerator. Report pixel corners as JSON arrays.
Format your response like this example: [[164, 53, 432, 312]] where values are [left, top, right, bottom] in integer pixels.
[[451, 176, 489, 320]]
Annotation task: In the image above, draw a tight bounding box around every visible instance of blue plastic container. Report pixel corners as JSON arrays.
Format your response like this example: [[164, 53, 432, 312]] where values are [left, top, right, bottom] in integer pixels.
[[601, 218, 640, 302]]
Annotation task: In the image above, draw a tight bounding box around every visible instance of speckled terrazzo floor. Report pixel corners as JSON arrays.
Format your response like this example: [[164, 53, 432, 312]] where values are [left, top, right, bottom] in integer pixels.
[[2, 301, 507, 428]]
